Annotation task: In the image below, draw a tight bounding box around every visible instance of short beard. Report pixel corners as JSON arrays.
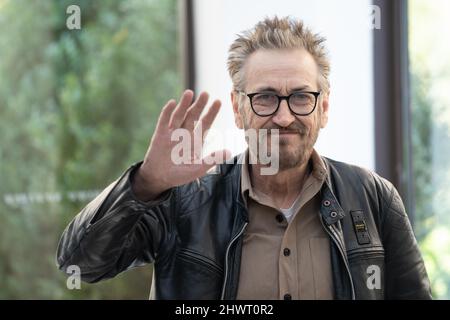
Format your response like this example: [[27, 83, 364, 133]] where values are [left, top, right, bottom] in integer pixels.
[[242, 109, 321, 172], [276, 126, 319, 171]]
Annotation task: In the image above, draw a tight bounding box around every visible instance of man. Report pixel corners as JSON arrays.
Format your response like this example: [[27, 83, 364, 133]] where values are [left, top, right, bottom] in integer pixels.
[[56, 16, 432, 299]]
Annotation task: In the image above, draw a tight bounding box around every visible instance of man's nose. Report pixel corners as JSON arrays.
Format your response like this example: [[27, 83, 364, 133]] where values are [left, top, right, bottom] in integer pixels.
[[271, 99, 295, 127]]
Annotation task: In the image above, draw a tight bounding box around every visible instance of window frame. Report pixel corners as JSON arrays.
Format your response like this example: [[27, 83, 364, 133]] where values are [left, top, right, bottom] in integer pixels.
[[373, 0, 415, 224]]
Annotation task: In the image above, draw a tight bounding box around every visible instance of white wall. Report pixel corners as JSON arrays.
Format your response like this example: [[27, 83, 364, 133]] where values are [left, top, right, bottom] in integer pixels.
[[193, 0, 374, 170]]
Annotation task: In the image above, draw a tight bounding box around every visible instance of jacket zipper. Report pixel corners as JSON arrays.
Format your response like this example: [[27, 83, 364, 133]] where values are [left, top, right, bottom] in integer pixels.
[[320, 217, 356, 300], [220, 222, 248, 300]]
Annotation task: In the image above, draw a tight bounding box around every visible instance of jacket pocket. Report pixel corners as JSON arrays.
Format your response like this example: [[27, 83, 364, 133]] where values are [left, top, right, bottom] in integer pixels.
[[176, 248, 224, 276], [347, 247, 385, 261], [347, 248, 385, 299]]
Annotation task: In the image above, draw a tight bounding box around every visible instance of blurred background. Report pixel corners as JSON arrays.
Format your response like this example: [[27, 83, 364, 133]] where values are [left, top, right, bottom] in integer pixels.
[[0, 0, 449, 299]]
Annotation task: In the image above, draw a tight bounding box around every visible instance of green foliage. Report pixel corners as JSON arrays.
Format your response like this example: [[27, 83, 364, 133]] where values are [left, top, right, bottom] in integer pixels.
[[410, 69, 435, 242], [409, 0, 450, 299], [0, 0, 181, 299]]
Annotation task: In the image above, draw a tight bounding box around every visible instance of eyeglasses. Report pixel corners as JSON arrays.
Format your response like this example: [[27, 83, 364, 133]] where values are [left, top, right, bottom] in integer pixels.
[[238, 90, 321, 117]]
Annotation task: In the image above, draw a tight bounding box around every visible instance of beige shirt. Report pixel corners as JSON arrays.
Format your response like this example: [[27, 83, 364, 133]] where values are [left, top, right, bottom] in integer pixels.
[[236, 149, 334, 300]]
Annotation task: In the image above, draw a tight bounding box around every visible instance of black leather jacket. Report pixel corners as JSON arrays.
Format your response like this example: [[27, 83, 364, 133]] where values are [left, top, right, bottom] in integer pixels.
[[56, 153, 432, 299]]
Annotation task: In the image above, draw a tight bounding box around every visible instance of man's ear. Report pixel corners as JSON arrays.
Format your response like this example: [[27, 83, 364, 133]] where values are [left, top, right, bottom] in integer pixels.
[[231, 91, 244, 129], [320, 90, 330, 129]]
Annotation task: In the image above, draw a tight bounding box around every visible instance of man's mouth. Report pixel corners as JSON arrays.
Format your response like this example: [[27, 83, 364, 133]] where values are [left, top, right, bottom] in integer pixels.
[[268, 130, 300, 135]]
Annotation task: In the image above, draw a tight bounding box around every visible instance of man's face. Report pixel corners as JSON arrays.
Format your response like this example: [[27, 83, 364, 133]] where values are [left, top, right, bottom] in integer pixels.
[[231, 48, 329, 171]]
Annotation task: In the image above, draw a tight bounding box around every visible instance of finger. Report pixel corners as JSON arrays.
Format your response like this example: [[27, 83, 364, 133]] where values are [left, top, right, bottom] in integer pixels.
[[196, 99, 221, 143], [183, 92, 209, 132], [155, 99, 177, 130], [168, 90, 194, 129]]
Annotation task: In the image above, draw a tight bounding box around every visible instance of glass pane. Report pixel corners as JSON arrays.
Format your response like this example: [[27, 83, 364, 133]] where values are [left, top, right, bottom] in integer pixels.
[[0, 0, 181, 299], [409, 0, 450, 299]]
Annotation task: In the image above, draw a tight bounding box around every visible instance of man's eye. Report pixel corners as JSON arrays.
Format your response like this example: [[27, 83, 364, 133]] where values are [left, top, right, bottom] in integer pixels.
[[254, 94, 276, 103], [258, 94, 273, 99], [293, 93, 309, 100], [291, 93, 313, 104]]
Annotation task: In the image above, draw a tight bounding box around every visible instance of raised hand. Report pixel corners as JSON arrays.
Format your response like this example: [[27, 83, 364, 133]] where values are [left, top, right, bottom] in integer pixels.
[[132, 90, 231, 201]]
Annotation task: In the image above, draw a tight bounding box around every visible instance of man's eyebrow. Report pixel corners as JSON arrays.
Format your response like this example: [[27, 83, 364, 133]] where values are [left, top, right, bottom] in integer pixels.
[[252, 85, 312, 93], [290, 86, 313, 92]]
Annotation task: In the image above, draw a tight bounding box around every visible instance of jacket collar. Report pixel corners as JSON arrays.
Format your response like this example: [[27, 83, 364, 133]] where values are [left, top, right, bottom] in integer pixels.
[[220, 151, 346, 225], [319, 157, 346, 225]]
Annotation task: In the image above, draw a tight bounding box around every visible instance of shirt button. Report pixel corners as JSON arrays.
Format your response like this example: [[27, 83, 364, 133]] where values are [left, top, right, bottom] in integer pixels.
[[330, 211, 338, 218], [284, 293, 292, 300], [283, 248, 291, 256], [275, 214, 284, 223], [323, 200, 331, 207]]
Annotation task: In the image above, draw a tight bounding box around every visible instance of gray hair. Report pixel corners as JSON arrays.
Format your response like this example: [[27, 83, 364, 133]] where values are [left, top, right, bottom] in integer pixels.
[[227, 16, 330, 95]]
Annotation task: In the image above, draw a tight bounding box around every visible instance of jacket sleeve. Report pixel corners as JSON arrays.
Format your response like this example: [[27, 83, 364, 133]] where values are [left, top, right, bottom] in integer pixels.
[[380, 179, 433, 299], [55, 162, 175, 283]]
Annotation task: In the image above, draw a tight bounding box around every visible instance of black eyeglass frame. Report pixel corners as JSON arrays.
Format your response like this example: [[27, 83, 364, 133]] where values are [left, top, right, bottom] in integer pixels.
[[238, 90, 321, 117]]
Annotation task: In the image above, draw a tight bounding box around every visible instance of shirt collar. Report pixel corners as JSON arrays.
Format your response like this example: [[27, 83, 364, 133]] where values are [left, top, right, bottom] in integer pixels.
[[240, 147, 328, 204]]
